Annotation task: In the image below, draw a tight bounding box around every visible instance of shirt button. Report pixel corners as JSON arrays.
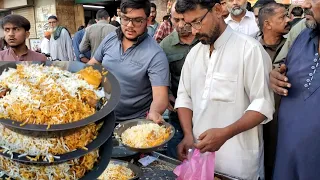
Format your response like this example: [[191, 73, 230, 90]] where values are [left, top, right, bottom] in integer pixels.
[[315, 53, 319, 56], [314, 59, 318, 63], [311, 66, 316, 70], [309, 73, 313, 76], [306, 79, 311, 83], [304, 84, 309, 87]]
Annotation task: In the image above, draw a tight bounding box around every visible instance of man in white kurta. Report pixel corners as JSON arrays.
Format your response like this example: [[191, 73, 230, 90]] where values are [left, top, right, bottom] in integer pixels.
[[174, 1, 275, 179], [48, 16, 74, 61]]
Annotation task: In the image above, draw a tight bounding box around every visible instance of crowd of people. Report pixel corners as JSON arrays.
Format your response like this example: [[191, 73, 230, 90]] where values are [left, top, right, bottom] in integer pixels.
[[0, 0, 319, 179]]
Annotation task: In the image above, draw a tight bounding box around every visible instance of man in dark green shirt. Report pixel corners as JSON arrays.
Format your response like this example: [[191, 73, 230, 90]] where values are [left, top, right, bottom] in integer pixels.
[[160, 2, 198, 159]]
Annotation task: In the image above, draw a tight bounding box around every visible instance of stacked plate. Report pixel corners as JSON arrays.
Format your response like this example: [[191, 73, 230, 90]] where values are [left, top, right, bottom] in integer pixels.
[[0, 61, 120, 180]]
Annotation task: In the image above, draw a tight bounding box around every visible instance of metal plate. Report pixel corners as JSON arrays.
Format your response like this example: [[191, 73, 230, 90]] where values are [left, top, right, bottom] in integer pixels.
[[112, 137, 139, 158], [101, 159, 143, 180], [113, 119, 175, 153], [0, 136, 113, 180], [0, 112, 115, 165], [0, 61, 120, 134]]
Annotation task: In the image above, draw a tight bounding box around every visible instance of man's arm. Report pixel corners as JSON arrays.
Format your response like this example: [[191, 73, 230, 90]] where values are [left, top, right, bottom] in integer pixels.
[[174, 53, 194, 160], [87, 57, 100, 65], [147, 51, 170, 123], [80, 30, 91, 53], [72, 33, 81, 61], [87, 38, 106, 65], [63, 29, 74, 61], [148, 86, 169, 122]]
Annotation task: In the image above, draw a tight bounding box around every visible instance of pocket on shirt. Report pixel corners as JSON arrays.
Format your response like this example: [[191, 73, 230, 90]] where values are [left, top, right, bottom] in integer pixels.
[[210, 73, 238, 103]]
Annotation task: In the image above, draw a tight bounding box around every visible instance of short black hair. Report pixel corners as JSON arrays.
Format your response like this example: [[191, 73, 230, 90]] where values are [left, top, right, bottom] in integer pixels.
[[110, 20, 120, 27], [87, 19, 96, 26], [163, 15, 170, 21], [175, 0, 219, 14], [96, 9, 110, 20], [120, 0, 151, 17], [151, 3, 157, 9], [0, 14, 31, 31], [291, 6, 303, 17], [253, 3, 263, 10], [78, 25, 85, 31], [258, 2, 286, 31], [48, 15, 58, 21]]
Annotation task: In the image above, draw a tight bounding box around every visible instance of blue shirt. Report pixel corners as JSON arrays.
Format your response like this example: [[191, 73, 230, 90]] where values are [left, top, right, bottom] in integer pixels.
[[73, 29, 91, 61], [274, 28, 320, 180], [94, 29, 169, 121]]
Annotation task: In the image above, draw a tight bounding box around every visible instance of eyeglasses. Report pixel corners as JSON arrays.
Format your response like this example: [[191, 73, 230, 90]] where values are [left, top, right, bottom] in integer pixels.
[[120, 16, 147, 27], [185, 10, 210, 30]]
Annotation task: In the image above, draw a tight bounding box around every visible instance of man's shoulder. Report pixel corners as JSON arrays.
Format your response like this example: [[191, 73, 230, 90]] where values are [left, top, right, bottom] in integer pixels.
[[73, 29, 83, 38], [291, 28, 313, 45], [0, 49, 9, 58], [100, 31, 118, 46], [186, 42, 203, 57], [143, 36, 164, 52], [231, 30, 261, 47], [0, 49, 9, 54], [160, 31, 177, 48], [28, 50, 46, 58]]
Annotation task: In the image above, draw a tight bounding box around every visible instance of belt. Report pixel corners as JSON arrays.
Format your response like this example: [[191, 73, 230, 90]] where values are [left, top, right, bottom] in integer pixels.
[[52, 59, 61, 61]]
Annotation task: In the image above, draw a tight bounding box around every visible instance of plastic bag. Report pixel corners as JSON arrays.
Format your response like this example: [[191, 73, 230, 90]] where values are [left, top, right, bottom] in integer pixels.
[[174, 149, 215, 180]]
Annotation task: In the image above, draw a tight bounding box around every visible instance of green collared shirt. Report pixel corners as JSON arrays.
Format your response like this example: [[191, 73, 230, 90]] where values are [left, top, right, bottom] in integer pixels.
[[160, 30, 199, 98], [256, 34, 286, 63]]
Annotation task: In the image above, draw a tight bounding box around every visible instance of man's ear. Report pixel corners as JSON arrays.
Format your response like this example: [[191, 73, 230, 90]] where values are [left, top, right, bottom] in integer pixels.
[[213, 3, 223, 19], [265, 20, 272, 30], [26, 31, 30, 39]]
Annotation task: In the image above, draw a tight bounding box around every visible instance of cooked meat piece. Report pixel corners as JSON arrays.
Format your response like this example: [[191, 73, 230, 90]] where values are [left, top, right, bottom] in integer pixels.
[[0, 88, 9, 98], [86, 97, 98, 108]]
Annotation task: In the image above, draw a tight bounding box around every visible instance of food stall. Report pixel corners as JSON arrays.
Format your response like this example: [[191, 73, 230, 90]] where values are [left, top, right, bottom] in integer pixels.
[[0, 61, 241, 180]]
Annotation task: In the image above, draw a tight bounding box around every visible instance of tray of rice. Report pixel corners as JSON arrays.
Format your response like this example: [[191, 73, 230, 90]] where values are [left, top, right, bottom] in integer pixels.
[[0, 61, 120, 134], [114, 119, 175, 153], [0, 110, 115, 165], [98, 159, 142, 180], [0, 136, 113, 180]]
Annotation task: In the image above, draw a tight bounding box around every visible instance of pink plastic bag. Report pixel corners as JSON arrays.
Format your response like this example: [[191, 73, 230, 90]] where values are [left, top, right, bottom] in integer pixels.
[[174, 149, 215, 180]]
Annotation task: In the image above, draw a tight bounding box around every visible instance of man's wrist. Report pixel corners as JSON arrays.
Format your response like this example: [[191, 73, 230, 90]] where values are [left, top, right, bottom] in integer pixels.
[[224, 125, 237, 140]]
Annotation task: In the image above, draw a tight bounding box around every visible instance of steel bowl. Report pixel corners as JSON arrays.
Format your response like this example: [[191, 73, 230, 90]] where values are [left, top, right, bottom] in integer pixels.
[[98, 159, 142, 180], [113, 119, 175, 153], [0, 61, 120, 135], [0, 112, 115, 165], [0, 136, 113, 180]]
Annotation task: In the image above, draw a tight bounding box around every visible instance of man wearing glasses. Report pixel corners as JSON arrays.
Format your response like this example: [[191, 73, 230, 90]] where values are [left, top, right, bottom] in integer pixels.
[[88, 0, 169, 123], [174, 0, 274, 179]]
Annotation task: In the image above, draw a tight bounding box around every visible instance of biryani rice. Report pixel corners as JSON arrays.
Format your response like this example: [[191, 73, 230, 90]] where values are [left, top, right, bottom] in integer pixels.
[[0, 64, 104, 126]]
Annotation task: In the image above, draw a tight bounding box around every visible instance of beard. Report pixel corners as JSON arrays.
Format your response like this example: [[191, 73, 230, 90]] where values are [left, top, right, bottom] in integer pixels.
[[304, 9, 318, 29], [228, 2, 247, 16], [177, 26, 192, 37], [151, 16, 156, 22], [195, 25, 220, 45]]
